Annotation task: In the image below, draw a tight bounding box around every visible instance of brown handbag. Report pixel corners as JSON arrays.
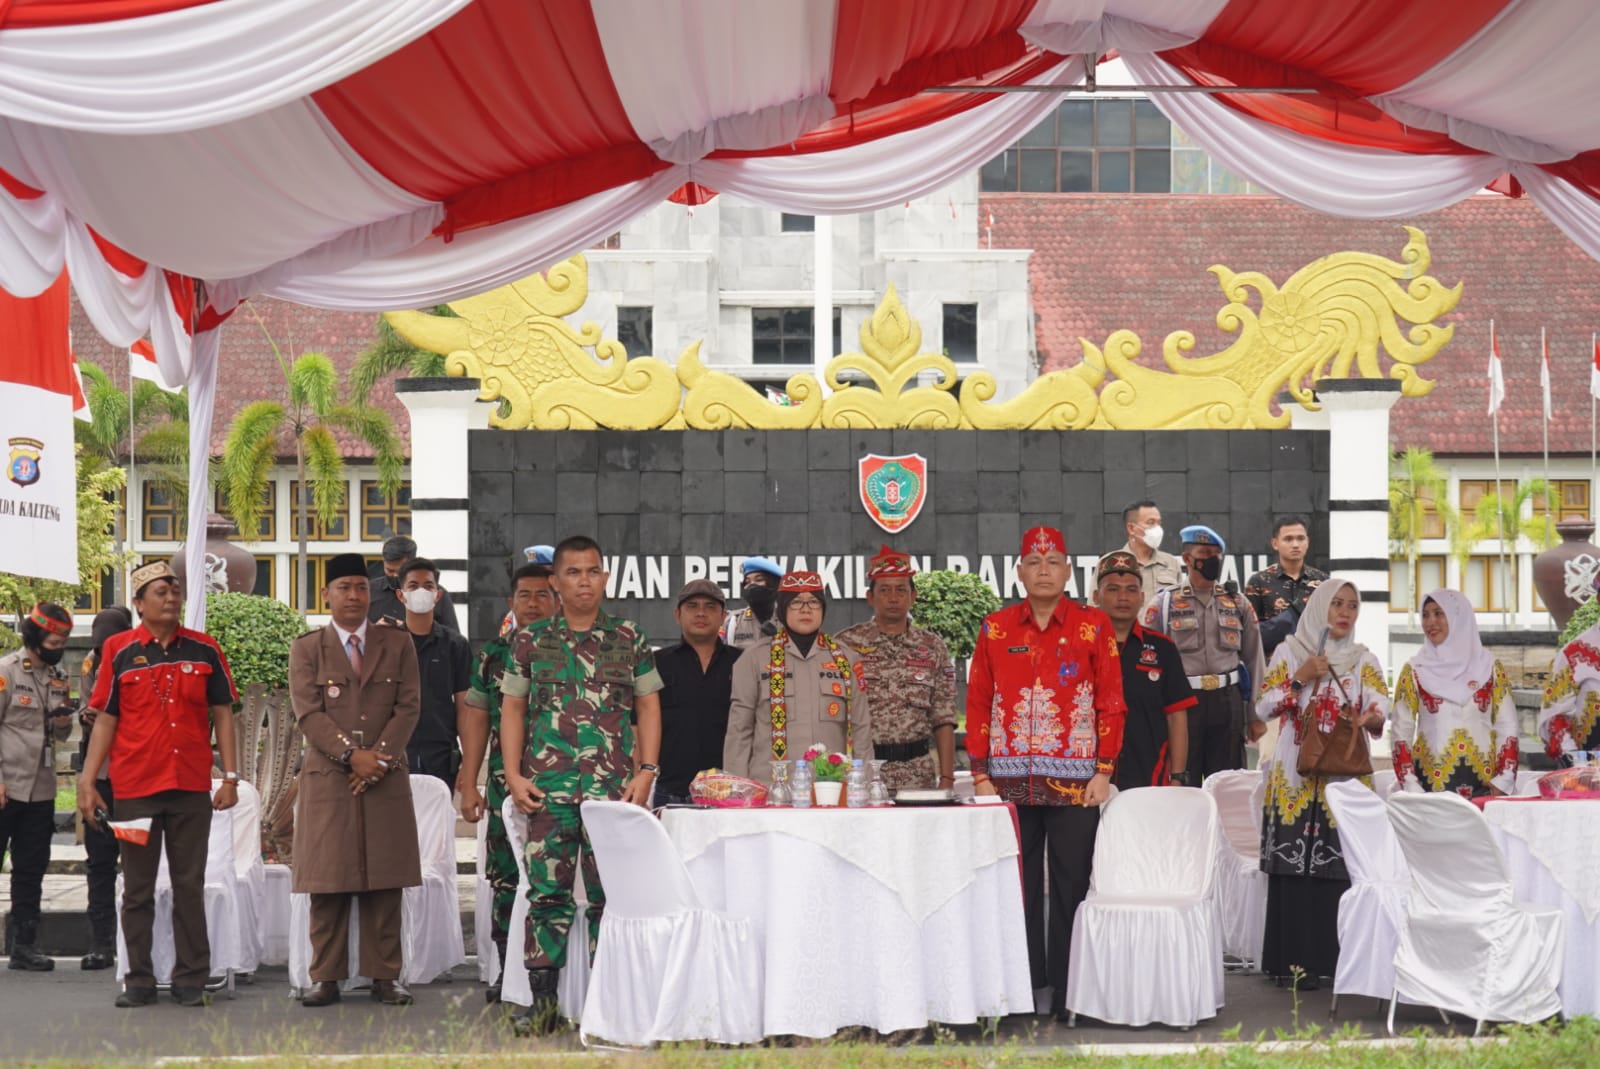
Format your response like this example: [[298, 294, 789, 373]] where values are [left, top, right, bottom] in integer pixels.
[[1296, 670, 1373, 778]]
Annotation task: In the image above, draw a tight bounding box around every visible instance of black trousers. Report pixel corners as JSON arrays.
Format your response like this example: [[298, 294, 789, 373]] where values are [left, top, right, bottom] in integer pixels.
[[406, 746, 457, 790], [1188, 687, 1246, 779], [0, 798, 54, 945], [1017, 803, 1099, 1010], [84, 778, 119, 948]]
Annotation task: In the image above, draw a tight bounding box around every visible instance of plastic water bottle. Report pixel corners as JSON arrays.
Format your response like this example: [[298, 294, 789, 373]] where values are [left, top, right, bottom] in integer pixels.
[[791, 759, 813, 809], [952, 770, 976, 804], [847, 758, 868, 808]]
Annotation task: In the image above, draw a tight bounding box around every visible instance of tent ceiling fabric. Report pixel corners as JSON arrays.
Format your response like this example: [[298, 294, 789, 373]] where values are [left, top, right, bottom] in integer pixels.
[[4, 0, 1600, 620]]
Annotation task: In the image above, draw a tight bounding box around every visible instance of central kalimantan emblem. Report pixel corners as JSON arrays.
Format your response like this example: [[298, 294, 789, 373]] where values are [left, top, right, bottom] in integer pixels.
[[858, 453, 928, 534]]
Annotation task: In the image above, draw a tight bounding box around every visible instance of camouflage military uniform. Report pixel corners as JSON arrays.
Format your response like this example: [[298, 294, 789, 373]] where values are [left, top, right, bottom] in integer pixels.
[[835, 620, 959, 791], [499, 612, 662, 970], [464, 634, 516, 957]]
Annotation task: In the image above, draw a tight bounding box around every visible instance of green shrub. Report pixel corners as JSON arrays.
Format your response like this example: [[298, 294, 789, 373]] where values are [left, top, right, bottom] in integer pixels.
[[205, 592, 307, 692], [1559, 595, 1600, 647], [0, 623, 16, 655], [912, 570, 1002, 661]]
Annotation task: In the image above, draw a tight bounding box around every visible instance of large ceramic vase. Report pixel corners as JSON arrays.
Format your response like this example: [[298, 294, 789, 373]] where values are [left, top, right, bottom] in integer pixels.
[[1533, 519, 1600, 630], [172, 512, 258, 595]]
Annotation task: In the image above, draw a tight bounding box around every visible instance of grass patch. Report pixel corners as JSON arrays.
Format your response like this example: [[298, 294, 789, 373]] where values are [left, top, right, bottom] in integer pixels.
[[55, 784, 75, 812]]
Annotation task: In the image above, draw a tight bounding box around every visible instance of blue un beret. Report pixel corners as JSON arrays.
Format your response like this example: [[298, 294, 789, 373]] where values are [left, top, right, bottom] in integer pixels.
[[742, 556, 783, 578], [1180, 525, 1226, 554]]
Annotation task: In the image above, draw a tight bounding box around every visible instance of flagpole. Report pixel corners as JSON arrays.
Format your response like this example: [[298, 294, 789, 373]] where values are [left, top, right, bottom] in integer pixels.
[[1491, 319, 1509, 630], [1592, 332, 1597, 487], [127, 353, 137, 603], [1543, 327, 1551, 522]]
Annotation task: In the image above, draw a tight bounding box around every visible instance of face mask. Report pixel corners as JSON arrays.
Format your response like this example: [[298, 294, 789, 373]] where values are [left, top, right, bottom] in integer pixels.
[[1141, 525, 1164, 551], [1193, 556, 1223, 582], [36, 646, 65, 666], [745, 583, 776, 618], [402, 588, 437, 614]]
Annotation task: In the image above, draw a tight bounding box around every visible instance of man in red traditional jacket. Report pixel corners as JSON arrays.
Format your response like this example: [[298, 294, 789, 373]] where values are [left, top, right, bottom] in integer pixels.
[[967, 526, 1126, 1019]]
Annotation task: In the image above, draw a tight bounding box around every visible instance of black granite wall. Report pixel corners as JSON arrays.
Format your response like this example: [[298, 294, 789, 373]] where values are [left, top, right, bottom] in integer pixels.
[[467, 429, 1329, 642]]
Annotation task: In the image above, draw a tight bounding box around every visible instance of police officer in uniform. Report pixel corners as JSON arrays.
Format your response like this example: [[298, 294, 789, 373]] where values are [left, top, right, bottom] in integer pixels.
[[721, 556, 784, 648], [836, 546, 958, 792], [1143, 526, 1265, 778], [0, 603, 75, 972]]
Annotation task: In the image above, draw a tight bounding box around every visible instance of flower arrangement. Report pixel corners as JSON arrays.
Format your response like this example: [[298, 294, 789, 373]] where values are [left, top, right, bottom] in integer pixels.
[[804, 743, 849, 783]]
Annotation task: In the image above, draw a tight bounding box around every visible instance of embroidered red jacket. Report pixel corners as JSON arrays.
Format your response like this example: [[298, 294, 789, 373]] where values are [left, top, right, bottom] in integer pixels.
[[965, 598, 1127, 805]]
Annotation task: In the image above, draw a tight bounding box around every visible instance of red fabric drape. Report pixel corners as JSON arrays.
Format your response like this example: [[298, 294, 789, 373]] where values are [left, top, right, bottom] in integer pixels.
[[0, 0, 217, 28], [0, 270, 73, 394]]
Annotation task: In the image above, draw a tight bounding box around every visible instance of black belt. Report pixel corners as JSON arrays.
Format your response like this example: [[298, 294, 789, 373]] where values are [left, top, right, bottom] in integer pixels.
[[876, 738, 931, 763]]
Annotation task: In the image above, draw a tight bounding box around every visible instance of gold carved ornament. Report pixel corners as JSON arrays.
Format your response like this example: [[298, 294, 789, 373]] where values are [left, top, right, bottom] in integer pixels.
[[384, 229, 1459, 432]]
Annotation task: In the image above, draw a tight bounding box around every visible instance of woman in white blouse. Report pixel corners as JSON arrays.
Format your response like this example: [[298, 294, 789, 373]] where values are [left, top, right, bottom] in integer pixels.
[[1392, 589, 1518, 797], [1254, 579, 1388, 986]]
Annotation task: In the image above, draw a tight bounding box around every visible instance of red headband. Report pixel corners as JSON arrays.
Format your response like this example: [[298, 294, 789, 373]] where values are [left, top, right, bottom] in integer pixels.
[[28, 604, 70, 637], [1021, 526, 1067, 557], [779, 571, 824, 593]]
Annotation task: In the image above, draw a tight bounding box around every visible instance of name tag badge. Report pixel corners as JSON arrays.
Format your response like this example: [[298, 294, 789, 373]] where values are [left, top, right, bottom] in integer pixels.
[[1008, 646, 1030, 654]]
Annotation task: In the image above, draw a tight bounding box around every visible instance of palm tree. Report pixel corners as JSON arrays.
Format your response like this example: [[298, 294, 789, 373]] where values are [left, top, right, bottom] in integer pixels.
[[1389, 447, 1458, 630], [348, 309, 454, 405], [1457, 479, 1556, 629], [76, 362, 191, 601], [221, 345, 404, 611]]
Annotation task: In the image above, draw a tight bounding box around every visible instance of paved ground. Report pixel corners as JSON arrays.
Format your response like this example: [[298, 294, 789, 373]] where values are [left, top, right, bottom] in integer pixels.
[[0, 958, 1468, 1062]]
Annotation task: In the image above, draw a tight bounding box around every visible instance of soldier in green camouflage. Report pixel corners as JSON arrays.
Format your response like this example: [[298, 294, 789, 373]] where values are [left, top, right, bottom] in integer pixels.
[[499, 536, 662, 1036], [463, 562, 556, 1002]]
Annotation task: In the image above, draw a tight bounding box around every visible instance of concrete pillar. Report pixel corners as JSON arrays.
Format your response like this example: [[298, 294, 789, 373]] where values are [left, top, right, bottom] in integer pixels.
[[395, 378, 489, 639], [1314, 379, 1402, 670]]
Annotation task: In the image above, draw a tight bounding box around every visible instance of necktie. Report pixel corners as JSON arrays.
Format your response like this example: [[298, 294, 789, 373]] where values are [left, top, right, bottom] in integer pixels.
[[347, 634, 364, 676]]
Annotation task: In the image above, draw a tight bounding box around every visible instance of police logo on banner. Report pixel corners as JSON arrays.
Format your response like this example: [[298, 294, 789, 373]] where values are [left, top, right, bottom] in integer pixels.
[[7, 437, 42, 488], [858, 453, 927, 534]]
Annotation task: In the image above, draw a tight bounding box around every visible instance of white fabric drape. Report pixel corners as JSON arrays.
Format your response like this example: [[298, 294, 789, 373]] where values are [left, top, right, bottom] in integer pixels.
[[1019, 0, 1227, 54], [1120, 53, 1509, 219], [1515, 164, 1600, 271], [592, 0, 838, 165], [183, 329, 220, 630], [0, 181, 60, 295], [0, 0, 472, 134]]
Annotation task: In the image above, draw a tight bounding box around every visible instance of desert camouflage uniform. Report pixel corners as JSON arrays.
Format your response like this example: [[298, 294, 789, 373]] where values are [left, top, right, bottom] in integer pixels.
[[835, 620, 959, 791], [464, 634, 516, 957], [500, 612, 662, 970]]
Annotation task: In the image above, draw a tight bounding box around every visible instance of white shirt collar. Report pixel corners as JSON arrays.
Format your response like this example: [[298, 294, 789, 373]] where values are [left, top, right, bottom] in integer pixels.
[[332, 619, 369, 648]]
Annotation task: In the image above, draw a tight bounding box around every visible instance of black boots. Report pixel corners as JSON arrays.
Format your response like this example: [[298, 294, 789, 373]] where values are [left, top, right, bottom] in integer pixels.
[[8, 944, 53, 971], [510, 967, 562, 1037], [81, 945, 115, 971]]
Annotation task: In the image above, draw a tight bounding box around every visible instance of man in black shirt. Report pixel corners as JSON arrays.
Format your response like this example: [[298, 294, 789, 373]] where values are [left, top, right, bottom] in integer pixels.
[[1094, 551, 1197, 789], [655, 580, 741, 806], [1244, 516, 1329, 658], [396, 558, 478, 796], [369, 535, 461, 632]]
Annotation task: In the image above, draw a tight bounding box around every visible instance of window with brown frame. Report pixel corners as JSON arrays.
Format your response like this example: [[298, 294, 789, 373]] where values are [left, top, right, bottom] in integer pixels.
[[360, 480, 411, 541], [215, 483, 275, 541], [140, 484, 184, 541], [1462, 556, 1518, 613], [1533, 479, 1592, 522], [287, 482, 350, 542], [1389, 557, 1445, 614]]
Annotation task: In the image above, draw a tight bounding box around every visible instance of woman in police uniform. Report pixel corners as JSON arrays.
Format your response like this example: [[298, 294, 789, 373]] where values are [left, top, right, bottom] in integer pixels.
[[724, 571, 873, 784], [0, 603, 75, 971]]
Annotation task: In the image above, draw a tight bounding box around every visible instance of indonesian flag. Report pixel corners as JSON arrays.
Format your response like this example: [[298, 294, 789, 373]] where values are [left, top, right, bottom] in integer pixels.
[[1488, 321, 1506, 417], [106, 817, 153, 846], [129, 338, 181, 393], [0, 272, 79, 583], [1591, 335, 1600, 400], [1541, 328, 1552, 423]]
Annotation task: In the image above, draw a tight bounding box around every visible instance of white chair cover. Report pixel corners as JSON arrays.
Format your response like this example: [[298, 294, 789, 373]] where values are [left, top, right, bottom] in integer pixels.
[[116, 787, 244, 987], [259, 863, 292, 966], [287, 774, 466, 990], [229, 781, 265, 974], [1371, 769, 1399, 798], [1385, 792, 1565, 1028], [1063, 787, 1224, 1027], [499, 796, 592, 1019], [474, 806, 498, 983], [1323, 779, 1409, 1002], [578, 800, 763, 1047], [1203, 770, 1266, 969]]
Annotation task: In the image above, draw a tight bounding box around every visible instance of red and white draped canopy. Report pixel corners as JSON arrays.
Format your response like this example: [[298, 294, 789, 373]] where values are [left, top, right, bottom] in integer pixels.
[[1, 0, 1598, 604]]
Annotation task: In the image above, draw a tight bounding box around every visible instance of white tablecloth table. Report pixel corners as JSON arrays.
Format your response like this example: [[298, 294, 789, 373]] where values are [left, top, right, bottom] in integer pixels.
[[658, 804, 1033, 1038], [1481, 798, 1600, 1018]]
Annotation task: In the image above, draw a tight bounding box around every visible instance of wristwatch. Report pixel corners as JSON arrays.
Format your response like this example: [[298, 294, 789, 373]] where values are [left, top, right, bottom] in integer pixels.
[[1289, 679, 1305, 693], [639, 763, 660, 776], [338, 747, 356, 770], [1170, 769, 1194, 787], [222, 771, 240, 783]]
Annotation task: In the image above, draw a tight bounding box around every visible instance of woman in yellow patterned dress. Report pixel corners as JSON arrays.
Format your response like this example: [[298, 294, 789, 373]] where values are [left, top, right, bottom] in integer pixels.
[[1254, 579, 1388, 986], [1392, 590, 1517, 797]]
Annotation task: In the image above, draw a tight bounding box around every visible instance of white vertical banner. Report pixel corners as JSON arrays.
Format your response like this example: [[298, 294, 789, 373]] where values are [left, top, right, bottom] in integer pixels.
[[0, 272, 78, 583]]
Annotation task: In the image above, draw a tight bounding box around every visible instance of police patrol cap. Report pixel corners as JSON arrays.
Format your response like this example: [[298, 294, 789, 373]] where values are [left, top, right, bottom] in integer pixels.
[[1096, 550, 1142, 583], [1180, 525, 1226, 553], [325, 553, 368, 584], [742, 556, 783, 578], [675, 578, 726, 607], [524, 544, 555, 564], [130, 560, 178, 598]]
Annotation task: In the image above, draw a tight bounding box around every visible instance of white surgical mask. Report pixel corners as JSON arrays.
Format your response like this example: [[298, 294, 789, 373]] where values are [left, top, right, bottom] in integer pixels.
[[1141, 525, 1164, 551], [402, 588, 437, 614]]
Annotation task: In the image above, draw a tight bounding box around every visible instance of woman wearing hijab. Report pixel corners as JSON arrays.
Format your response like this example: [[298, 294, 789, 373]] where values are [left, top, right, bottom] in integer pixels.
[[1541, 574, 1600, 760], [1253, 579, 1388, 986], [723, 571, 872, 784], [77, 606, 133, 970], [1394, 590, 1518, 797]]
